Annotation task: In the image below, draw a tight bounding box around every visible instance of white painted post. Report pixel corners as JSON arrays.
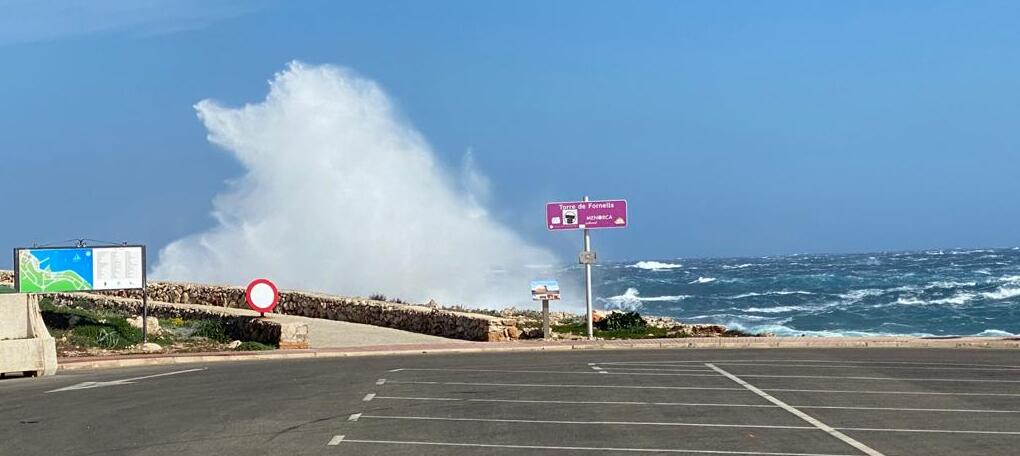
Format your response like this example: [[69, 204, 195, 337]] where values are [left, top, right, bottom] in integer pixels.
[[583, 196, 594, 340]]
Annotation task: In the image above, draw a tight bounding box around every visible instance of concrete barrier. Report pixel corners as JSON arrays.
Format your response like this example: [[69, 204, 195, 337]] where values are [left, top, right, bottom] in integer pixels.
[[0, 294, 58, 376]]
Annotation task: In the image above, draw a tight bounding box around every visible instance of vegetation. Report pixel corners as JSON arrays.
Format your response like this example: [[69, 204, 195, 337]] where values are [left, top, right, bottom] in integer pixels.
[[234, 341, 275, 351], [595, 311, 646, 331], [0, 284, 12, 293], [40, 299, 143, 349], [551, 312, 670, 339], [368, 293, 406, 304], [39, 299, 274, 355]]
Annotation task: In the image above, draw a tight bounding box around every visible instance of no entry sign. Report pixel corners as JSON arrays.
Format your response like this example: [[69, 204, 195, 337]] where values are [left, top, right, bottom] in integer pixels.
[[546, 199, 628, 230], [245, 278, 279, 314]]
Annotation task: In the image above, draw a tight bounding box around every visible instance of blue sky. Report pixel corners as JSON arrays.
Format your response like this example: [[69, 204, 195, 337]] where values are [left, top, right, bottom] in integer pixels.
[[3, 0, 1019, 268]]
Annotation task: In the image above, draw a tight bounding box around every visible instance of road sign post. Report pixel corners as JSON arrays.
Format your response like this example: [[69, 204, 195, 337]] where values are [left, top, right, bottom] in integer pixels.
[[542, 299, 550, 339], [546, 197, 627, 340], [530, 280, 560, 340]]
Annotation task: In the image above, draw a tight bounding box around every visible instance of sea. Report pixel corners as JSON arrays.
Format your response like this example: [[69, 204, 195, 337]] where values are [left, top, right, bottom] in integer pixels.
[[587, 247, 1020, 337]]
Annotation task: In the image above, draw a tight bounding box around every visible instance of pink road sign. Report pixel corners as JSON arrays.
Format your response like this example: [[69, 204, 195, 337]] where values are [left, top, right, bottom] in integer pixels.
[[546, 199, 628, 231]]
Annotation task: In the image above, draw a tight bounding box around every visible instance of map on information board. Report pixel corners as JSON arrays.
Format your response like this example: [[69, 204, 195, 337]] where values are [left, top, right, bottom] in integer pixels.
[[15, 246, 145, 293]]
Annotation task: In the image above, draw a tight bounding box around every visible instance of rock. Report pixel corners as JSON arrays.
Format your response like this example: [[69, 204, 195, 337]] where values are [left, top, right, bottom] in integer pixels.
[[127, 316, 162, 335], [140, 342, 162, 353], [227, 340, 242, 349]]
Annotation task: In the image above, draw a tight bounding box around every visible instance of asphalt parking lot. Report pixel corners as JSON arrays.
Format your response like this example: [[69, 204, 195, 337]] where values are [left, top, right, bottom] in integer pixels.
[[2, 348, 1020, 455], [333, 351, 1020, 455]]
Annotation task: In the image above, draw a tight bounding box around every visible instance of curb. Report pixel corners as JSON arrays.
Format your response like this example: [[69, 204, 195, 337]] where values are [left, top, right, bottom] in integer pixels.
[[57, 336, 1020, 371]]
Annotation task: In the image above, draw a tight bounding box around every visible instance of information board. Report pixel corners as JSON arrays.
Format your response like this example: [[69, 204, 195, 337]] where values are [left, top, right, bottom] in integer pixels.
[[14, 246, 145, 293], [530, 280, 561, 301]]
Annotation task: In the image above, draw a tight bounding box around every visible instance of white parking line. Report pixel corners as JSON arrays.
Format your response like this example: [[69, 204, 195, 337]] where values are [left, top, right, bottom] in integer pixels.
[[839, 427, 1020, 436], [597, 359, 1020, 369], [331, 438, 859, 455], [374, 395, 777, 408], [356, 414, 816, 430], [391, 367, 722, 377], [595, 366, 741, 372], [375, 378, 386, 385], [370, 395, 1020, 414], [722, 373, 1020, 384], [669, 363, 1020, 372], [386, 380, 745, 392], [326, 435, 345, 446], [764, 388, 1020, 397], [707, 363, 885, 456], [362, 393, 376, 402], [383, 379, 1020, 397]]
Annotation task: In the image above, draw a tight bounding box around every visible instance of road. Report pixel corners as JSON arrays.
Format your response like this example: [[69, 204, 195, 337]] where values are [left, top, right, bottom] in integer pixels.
[[2, 348, 1020, 455]]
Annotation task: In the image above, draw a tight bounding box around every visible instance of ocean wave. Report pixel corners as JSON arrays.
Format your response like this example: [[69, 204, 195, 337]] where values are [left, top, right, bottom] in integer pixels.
[[995, 275, 1020, 283], [981, 287, 1020, 300], [728, 323, 936, 338], [722, 263, 755, 270], [894, 293, 976, 306], [689, 277, 717, 284], [600, 288, 690, 311], [628, 261, 683, 271], [744, 306, 808, 314], [729, 290, 814, 299], [925, 280, 976, 289], [838, 289, 887, 300], [974, 329, 1017, 337]]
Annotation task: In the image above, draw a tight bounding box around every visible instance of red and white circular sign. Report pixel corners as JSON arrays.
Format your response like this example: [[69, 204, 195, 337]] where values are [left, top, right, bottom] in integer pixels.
[[245, 278, 279, 314]]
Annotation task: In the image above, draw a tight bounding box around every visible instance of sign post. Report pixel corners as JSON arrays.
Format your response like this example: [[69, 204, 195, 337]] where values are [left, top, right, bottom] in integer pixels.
[[582, 196, 594, 339], [530, 280, 560, 339], [546, 198, 627, 340]]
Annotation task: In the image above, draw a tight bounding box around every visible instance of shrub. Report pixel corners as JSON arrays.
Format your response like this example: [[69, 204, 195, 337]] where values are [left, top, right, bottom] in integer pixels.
[[235, 341, 275, 351], [368, 293, 387, 301], [595, 311, 646, 331], [69, 325, 137, 349], [192, 319, 231, 342]]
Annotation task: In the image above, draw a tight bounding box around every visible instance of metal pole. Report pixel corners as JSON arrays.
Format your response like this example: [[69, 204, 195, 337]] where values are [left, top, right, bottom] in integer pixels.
[[542, 299, 551, 339], [142, 287, 149, 344], [583, 196, 594, 340]]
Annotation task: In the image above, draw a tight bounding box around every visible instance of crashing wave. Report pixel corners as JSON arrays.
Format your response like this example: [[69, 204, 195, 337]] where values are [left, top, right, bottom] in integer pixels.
[[722, 263, 755, 270], [600, 288, 690, 311], [981, 287, 1020, 300], [628, 261, 683, 271], [689, 277, 717, 284]]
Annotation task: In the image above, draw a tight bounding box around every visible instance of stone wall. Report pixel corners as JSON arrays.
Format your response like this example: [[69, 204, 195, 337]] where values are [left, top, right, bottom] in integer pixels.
[[0, 271, 517, 342], [48, 293, 307, 348], [103, 282, 518, 341], [0, 270, 12, 285]]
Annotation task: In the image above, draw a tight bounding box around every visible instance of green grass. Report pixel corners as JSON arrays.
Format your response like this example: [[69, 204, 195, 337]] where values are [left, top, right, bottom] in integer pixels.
[[234, 341, 275, 351], [0, 285, 13, 293]]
